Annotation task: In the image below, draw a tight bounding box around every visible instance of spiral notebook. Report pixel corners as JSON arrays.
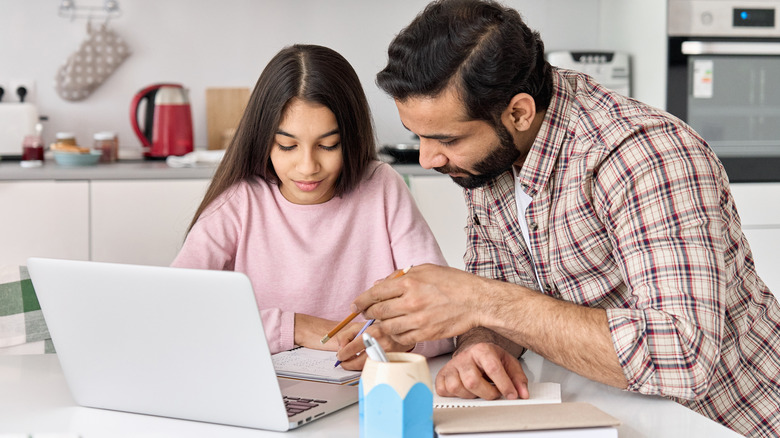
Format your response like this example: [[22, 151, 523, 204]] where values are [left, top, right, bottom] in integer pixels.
[[272, 347, 362, 384], [434, 382, 561, 408]]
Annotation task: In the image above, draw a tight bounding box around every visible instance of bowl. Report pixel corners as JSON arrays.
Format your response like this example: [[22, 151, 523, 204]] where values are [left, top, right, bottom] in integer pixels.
[[53, 151, 102, 167]]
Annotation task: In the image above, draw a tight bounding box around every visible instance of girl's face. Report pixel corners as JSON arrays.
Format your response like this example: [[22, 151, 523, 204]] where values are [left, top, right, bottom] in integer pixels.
[[271, 98, 344, 205]]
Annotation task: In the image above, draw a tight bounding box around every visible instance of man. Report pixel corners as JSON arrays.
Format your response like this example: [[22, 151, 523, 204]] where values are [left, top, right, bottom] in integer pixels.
[[345, 0, 780, 436]]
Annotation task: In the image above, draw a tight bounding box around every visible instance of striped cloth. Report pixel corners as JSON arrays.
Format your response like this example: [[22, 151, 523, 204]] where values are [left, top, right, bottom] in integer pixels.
[[463, 68, 779, 437], [0, 266, 54, 354]]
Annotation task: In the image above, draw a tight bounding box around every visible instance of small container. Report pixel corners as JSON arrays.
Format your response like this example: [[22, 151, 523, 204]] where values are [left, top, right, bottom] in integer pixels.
[[359, 352, 433, 438], [21, 135, 45, 168], [55, 132, 77, 146], [93, 131, 118, 163]]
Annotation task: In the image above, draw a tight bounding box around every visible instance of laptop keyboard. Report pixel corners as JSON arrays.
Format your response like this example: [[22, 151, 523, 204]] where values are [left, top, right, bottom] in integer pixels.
[[284, 396, 327, 417]]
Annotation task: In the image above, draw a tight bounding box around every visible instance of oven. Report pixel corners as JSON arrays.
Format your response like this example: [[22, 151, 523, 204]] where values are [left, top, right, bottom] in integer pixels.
[[667, 0, 780, 182]]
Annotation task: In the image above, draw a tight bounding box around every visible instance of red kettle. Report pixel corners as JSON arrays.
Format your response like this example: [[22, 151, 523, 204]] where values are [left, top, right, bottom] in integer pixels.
[[130, 83, 194, 159]]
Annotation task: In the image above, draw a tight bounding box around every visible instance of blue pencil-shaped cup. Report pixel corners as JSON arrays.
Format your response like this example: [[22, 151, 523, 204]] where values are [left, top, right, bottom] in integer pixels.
[[359, 352, 433, 438]]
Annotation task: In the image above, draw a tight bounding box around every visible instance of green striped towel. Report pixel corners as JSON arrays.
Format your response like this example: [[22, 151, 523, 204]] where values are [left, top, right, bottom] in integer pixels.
[[0, 266, 54, 354]]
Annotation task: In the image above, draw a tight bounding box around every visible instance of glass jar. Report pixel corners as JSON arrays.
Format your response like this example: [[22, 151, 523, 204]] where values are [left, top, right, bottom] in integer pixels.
[[21, 135, 45, 168], [93, 131, 118, 163], [55, 132, 77, 146]]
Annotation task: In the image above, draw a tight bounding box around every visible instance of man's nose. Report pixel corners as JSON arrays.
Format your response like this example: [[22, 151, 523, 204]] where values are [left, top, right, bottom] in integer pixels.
[[418, 140, 447, 169]]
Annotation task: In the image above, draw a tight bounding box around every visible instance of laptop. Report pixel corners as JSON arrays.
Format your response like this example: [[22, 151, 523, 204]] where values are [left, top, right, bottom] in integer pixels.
[[26, 257, 359, 431]]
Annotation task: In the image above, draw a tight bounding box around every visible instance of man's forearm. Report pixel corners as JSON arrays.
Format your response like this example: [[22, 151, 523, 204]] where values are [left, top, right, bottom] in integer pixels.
[[475, 279, 628, 389]]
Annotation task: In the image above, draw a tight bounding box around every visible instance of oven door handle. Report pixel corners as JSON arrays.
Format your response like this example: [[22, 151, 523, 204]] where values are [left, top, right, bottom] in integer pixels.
[[682, 41, 780, 55]]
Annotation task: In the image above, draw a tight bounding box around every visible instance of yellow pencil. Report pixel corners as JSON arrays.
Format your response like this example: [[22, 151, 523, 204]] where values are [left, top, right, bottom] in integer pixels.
[[320, 266, 412, 344]]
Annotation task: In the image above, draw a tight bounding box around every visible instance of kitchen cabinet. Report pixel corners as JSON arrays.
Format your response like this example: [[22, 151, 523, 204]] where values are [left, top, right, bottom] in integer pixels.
[[407, 175, 467, 270], [730, 183, 780, 297], [0, 181, 90, 266], [4, 163, 776, 300], [90, 179, 210, 266]]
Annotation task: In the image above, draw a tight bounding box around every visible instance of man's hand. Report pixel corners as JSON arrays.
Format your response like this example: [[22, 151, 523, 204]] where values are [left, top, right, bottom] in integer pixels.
[[436, 342, 529, 400], [334, 322, 415, 370], [351, 264, 488, 345]]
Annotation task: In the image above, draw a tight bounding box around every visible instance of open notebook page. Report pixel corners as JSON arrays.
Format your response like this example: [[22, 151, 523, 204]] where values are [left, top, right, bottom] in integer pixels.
[[434, 382, 561, 408], [272, 347, 361, 384]]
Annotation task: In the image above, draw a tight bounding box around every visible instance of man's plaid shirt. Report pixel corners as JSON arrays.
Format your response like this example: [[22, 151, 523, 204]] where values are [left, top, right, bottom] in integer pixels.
[[463, 68, 779, 437]]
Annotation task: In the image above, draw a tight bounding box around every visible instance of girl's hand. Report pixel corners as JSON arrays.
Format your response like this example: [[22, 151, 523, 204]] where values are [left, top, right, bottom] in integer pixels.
[[334, 322, 415, 370], [293, 313, 363, 351]]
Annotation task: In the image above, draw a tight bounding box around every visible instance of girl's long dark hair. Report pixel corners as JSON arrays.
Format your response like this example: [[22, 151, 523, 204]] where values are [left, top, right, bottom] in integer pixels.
[[187, 44, 377, 233]]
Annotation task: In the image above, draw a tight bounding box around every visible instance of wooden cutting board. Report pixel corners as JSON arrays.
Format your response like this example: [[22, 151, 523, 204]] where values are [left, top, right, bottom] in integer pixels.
[[205, 87, 250, 150]]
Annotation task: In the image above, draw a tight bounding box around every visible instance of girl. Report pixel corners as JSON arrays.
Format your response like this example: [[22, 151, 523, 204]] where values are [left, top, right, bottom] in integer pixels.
[[171, 44, 453, 368]]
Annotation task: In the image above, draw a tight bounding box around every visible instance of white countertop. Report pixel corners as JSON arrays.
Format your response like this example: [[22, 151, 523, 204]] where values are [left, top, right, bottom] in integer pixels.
[[0, 159, 217, 180], [0, 353, 740, 437], [0, 160, 437, 181]]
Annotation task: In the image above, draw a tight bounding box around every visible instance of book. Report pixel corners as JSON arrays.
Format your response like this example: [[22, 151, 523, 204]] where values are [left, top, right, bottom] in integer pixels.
[[434, 402, 620, 436], [434, 382, 561, 408], [436, 426, 618, 437], [271, 347, 361, 384]]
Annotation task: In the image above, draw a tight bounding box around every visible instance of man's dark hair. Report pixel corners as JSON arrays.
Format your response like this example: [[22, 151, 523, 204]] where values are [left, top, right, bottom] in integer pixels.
[[376, 0, 553, 126]]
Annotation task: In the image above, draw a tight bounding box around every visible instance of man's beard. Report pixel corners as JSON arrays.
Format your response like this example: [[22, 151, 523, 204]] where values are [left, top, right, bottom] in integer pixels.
[[434, 124, 521, 189]]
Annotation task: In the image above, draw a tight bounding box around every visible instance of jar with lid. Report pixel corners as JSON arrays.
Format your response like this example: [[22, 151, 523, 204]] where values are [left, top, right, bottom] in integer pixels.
[[20, 135, 45, 168], [93, 131, 118, 163], [55, 132, 77, 146]]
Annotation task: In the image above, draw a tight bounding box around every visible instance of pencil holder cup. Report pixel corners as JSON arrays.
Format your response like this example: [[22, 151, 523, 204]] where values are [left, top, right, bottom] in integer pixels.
[[359, 352, 433, 438]]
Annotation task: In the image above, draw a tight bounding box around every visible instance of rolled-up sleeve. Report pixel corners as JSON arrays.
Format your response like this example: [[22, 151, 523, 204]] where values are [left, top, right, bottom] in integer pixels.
[[597, 124, 726, 399]]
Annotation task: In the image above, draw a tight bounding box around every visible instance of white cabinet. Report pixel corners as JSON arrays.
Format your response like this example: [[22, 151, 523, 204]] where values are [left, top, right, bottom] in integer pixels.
[[90, 179, 210, 266], [730, 183, 780, 296], [0, 181, 90, 266], [408, 175, 467, 270]]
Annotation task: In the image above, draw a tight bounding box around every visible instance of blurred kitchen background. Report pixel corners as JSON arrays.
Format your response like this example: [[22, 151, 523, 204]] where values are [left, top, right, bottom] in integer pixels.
[[1, 0, 666, 155], [5, 0, 780, 298]]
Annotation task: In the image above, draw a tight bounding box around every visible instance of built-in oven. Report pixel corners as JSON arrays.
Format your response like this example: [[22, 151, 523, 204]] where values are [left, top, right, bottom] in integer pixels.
[[668, 0, 780, 181]]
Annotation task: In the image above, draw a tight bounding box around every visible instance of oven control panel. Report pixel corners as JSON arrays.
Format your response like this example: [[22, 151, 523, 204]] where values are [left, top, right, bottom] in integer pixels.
[[669, 0, 780, 36]]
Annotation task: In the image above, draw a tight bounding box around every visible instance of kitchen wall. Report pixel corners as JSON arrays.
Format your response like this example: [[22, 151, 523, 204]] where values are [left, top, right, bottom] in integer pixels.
[[1, 0, 665, 155], [599, 0, 667, 110]]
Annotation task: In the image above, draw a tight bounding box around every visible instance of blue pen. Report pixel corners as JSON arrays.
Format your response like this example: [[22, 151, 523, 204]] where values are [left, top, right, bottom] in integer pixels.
[[334, 319, 374, 368]]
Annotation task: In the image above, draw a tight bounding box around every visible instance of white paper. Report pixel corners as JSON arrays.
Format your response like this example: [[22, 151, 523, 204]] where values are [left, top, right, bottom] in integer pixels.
[[272, 347, 361, 384], [433, 382, 561, 408]]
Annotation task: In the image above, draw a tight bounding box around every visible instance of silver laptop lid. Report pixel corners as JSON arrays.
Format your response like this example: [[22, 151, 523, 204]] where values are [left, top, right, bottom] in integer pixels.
[[27, 258, 291, 431]]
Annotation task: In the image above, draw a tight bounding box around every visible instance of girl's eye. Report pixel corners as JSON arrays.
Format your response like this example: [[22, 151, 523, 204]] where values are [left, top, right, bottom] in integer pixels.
[[320, 143, 341, 151], [277, 144, 296, 151]]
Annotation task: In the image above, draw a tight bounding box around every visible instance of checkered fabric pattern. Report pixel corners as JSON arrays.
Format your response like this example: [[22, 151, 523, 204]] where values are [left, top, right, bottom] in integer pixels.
[[0, 266, 54, 354], [463, 68, 779, 437]]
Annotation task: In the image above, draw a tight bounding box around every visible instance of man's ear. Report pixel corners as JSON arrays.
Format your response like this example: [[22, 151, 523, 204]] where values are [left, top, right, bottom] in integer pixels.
[[503, 93, 537, 132]]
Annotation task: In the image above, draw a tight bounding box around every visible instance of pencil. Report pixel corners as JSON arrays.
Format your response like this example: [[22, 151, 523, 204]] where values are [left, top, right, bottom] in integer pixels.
[[320, 266, 412, 344], [320, 311, 360, 344]]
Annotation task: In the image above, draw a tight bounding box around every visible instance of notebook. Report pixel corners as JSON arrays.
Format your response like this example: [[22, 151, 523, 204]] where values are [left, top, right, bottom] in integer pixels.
[[273, 347, 361, 384], [434, 402, 621, 436], [26, 257, 359, 432], [434, 382, 561, 408]]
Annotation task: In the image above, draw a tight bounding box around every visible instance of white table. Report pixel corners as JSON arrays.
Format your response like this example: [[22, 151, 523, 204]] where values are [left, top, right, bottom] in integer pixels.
[[0, 353, 740, 437]]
